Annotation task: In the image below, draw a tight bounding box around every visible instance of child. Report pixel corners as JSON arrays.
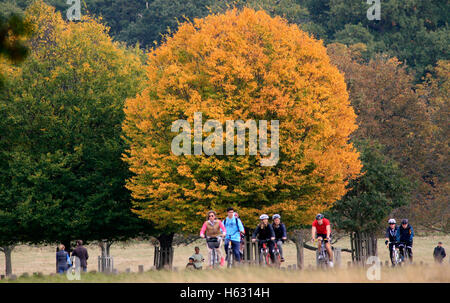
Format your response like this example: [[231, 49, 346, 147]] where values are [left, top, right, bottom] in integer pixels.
[[186, 257, 196, 270], [191, 246, 204, 270]]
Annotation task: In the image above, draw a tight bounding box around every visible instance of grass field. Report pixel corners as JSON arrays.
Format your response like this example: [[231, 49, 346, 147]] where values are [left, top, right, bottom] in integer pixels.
[[1, 234, 449, 282]]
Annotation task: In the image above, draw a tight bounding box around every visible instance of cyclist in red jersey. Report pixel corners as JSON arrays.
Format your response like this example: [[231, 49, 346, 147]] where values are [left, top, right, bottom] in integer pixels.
[[311, 213, 334, 267]]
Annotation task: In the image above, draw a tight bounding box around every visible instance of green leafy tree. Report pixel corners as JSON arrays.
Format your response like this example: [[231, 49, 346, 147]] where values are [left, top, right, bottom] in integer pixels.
[[0, 0, 153, 274], [330, 141, 413, 233], [328, 140, 413, 258], [326, 0, 449, 79]]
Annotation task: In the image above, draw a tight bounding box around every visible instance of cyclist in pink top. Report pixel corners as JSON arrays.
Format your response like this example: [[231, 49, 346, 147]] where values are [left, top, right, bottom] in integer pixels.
[[200, 210, 226, 266]]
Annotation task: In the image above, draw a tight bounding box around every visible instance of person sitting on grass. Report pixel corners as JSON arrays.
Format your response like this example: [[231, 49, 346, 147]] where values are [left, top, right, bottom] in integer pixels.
[[191, 246, 204, 270], [186, 257, 196, 270]]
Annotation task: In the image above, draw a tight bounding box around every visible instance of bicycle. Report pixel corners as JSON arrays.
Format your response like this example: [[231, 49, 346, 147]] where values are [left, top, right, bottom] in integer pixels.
[[225, 239, 234, 268], [315, 238, 331, 269], [398, 242, 412, 265], [388, 241, 401, 267], [273, 242, 282, 268], [206, 237, 221, 268], [258, 239, 273, 266]]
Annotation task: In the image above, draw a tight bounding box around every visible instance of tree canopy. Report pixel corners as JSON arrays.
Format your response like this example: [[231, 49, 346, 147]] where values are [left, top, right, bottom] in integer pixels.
[[328, 140, 413, 233], [0, 0, 153, 248], [123, 8, 362, 236]]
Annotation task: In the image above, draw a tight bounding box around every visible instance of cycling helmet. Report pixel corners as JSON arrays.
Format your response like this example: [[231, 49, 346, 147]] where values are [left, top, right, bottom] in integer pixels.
[[272, 214, 281, 220], [388, 218, 396, 224], [401, 219, 408, 224], [316, 213, 324, 220], [259, 214, 269, 220]]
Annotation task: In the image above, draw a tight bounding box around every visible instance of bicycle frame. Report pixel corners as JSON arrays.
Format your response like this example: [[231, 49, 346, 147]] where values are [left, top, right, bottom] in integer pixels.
[[398, 242, 412, 264], [316, 238, 330, 268], [206, 237, 221, 268], [273, 242, 281, 268], [225, 237, 234, 268], [388, 242, 401, 266], [259, 240, 271, 266]]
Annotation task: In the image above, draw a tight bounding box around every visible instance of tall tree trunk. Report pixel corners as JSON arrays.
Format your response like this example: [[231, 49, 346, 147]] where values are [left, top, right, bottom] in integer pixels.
[[351, 232, 377, 264], [1, 245, 14, 276], [368, 233, 378, 257], [156, 233, 174, 270], [98, 240, 114, 272], [295, 232, 304, 270]]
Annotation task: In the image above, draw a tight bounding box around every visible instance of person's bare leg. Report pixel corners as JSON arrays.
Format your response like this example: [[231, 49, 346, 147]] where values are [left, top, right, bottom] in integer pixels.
[[326, 242, 333, 262]]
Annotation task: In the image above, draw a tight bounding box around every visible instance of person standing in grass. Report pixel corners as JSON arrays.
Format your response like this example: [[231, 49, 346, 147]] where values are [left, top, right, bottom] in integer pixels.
[[191, 247, 204, 270], [56, 244, 71, 274], [433, 242, 446, 264], [71, 240, 89, 272]]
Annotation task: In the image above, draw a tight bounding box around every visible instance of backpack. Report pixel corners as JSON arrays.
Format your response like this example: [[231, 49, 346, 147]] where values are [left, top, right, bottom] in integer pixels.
[[224, 216, 244, 237]]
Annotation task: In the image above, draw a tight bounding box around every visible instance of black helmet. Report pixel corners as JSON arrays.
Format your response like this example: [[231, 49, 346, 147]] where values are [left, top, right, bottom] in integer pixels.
[[401, 219, 408, 225], [316, 213, 324, 220]]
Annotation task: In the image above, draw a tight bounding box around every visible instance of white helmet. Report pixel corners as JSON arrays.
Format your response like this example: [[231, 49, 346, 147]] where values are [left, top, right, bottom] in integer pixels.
[[388, 218, 396, 224], [259, 214, 269, 220], [272, 214, 281, 220]]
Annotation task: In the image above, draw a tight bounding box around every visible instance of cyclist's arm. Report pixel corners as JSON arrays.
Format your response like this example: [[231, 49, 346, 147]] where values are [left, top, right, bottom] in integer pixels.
[[395, 229, 400, 243], [219, 221, 226, 237], [385, 227, 390, 241], [238, 218, 245, 233], [311, 226, 316, 242], [269, 225, 275, 241], [281, 224, 287, 240], [326, 224, 331, 239], [199, 222, 207, 238], [252, 226, 260, 240], [410, 225, 414, 241]]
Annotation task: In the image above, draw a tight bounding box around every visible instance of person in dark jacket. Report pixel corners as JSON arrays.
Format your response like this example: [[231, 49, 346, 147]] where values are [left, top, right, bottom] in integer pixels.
[[252, 214, 276, 263], [433, 242, 446, 263], [385, 218, 400, 266], [398, 219, 414, 263], [56, 244, 70, 274], [272, 214, 287, 262], [71, 240, 89, 272]]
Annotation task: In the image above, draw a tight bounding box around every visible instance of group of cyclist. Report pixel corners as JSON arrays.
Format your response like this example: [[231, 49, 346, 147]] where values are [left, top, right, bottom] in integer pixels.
[[199, 207, 291, 267], [251, 213, 287, 264], [199, 207, 415, 268], [385, 218, 414, 266]]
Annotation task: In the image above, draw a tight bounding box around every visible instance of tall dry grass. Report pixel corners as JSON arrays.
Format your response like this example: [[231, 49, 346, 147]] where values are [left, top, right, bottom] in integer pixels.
[[2, 264, 449, 283]]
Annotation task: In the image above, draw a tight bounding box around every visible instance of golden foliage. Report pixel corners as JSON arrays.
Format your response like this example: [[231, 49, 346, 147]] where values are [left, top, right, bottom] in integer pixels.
[[123, 8, 361, 232]]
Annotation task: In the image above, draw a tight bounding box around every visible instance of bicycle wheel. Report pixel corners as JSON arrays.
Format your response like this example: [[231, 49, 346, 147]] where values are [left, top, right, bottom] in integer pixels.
[[393, 249, 399, 266], [274, 250, 281, 268], [259, 249, 266, 266], [211, 248, 216, 268], [227, 247, 233, 268]]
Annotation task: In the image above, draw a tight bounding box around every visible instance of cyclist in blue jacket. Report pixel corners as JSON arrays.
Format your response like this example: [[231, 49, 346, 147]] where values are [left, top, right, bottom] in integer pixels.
[[223, 207, 245, 264], [398, 219, 414, 263], [272, 214, 287, 262]]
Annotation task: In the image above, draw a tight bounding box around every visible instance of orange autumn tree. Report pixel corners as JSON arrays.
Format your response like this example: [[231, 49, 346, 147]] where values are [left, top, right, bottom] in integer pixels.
[[123, 8, 361, 249]]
